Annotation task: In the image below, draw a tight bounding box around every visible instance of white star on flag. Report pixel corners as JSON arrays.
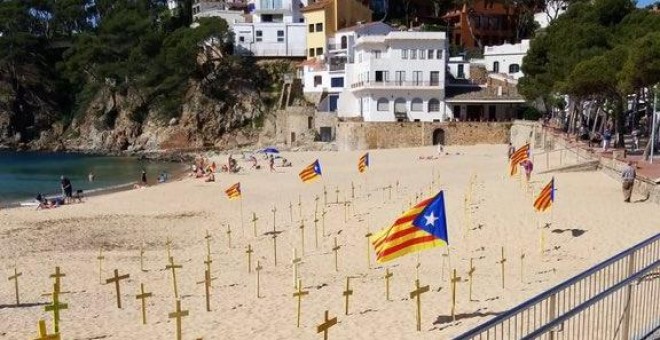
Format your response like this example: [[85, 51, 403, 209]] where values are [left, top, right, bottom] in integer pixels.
[[424, 212, 438, 227]]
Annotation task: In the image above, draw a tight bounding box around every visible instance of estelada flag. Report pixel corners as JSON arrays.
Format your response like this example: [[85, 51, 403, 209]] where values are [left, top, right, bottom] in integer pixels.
[[371, 191, 449, 263], [225, 182, 241, 200], [299, 160, 322, 183], [509, 143, 530, 176], [533, 178, 555, 212], [358, 152, 369, 173]]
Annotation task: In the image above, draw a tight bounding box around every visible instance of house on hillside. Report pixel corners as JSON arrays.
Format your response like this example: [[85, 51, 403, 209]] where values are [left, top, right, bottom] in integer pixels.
[[442, 0, 517, 48], [336, 31, 449, 122], [301, 0, 373, 59], [231, 0, 309, 57], [481, 39, 529, 79]]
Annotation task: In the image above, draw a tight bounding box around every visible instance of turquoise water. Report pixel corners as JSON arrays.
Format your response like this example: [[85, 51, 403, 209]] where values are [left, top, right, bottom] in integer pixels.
[[0, 151, 184, 206]]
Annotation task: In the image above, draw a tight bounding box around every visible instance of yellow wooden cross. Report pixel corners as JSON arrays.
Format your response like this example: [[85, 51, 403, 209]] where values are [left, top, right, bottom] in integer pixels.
[[384, 269, 393, 301], [255, 260, 263, 298], [323, 186, 328, 206], [166, 257, 183, 299], [140, 243, 146, 272], [351, 181, 355, 199], [365, 232, 373, 269], [251, 212, 258, 237], [343, 197, 348, 224], [387, 184, 392, 200], [226, 224, 232, 249], [317, 310, 337, 340], [168, 299, 189, 340], [314, 195, 320, 216], [520, 251, 525, 283], [321, 209, 327, 237], [271, 206, 278, 266], [246, 244, 254, 273], [106, 269, 130, 308], [451, 269, 461, 321], [314, 217, 320, 249], [293, 279, 309, 328], [8, 267, 22, 305], [498, 247, 507, 289], [299, 219, 306, 255], [298, 194, 303, 219], [468, 259, 476, 302], [343, 277, 353, 315], [395, 180, 400, 194], [289, 201, 293, 222], [44, 284, 68, 333], [204, 230, 212, 265], [34, 320, 60, 340], [166, 237, 173, 260], [335, 186, 340, 204], [97, 247, 105, 284], [291, 248, 302, 288], [196, 269, 216, 312], [135, 283, 152, 325], [332, 237, 341, 272], [410, 279, 430, 332]]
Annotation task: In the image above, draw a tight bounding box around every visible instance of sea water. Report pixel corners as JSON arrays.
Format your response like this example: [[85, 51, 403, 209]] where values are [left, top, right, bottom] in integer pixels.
[[0, 151, 184, 206]]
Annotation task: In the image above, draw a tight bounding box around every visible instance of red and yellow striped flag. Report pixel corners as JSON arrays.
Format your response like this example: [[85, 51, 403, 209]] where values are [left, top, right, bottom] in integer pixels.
[[533, 178, 555, 212], [371, 191, 449, 263], [299, 160, 322, 183], [509, 143, 530, 176], [225, 182, 241, 200], [358, 152, 369, 173]]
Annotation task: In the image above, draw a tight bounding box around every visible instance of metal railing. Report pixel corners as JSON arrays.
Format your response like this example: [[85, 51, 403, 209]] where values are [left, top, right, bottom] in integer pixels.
[[351, 80, 442, 89], [455, 233, 660, 340]]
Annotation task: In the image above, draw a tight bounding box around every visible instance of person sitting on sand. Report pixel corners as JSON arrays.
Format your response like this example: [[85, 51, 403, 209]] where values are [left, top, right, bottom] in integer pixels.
[[281, 158, 292, 167], [205, 172, 216, 182], [249, 155, 260, 169]]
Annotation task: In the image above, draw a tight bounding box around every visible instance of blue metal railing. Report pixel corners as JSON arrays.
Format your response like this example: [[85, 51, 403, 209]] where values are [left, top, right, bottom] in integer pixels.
[[455, 233, 660, 339]]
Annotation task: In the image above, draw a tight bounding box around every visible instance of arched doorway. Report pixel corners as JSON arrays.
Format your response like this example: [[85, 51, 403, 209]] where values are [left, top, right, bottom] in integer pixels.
[[432, 128, 445, 145]]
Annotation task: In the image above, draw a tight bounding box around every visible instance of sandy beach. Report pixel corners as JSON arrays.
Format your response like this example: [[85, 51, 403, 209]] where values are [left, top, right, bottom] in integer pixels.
[[1, 144, 658, 339]]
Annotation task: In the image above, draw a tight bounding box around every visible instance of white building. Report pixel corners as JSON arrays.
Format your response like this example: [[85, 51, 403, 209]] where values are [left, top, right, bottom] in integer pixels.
[[301, 22, 393, 111], [231, 0, 308, 57], [534, 1, 567, 29], [482, 39, 530, 80], [337, 31, 449, 122]]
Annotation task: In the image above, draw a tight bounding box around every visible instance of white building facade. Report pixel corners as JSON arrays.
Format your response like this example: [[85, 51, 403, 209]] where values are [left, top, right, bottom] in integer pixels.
[[337, 31, 449, 122], [232, 0, 308, 57], [482, 39, 530, 80]]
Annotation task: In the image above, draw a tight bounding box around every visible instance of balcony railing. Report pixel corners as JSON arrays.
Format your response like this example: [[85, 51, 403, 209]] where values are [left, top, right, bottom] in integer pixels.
[[351, 80, 442, 89]]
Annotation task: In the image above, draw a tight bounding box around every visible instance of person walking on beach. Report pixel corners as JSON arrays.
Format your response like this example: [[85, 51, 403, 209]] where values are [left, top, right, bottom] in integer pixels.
[[622, 161, 636, 203], [60, 175, 73, 203], [141, 169, 147, 186], [269, 155, 275, 172]]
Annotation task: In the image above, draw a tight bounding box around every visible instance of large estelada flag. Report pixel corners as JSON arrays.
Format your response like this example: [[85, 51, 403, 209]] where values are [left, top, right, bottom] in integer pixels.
[[299, 160, 322, 183], [509, 143, 530, 176], [358, 152, 369, 173], [533, 178, 555, 212], [371, 191, 449, 263], [225, 182, 241, 200]]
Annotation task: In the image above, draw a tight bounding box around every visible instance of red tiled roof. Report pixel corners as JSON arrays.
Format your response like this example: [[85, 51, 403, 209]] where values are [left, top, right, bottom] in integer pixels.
[[301, 0, 331, 12]]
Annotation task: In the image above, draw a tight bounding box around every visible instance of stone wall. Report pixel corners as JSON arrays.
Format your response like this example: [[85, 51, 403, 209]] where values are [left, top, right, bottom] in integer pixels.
[[336, 121, 512, 151]]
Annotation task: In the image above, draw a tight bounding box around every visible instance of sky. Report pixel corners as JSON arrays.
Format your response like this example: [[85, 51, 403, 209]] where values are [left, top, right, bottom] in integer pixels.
[[637, 0, 658, 7]]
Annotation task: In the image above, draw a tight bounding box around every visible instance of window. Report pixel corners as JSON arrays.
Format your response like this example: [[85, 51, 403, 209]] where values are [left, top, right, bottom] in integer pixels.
[[493, 61, 500, 73], [330, 77, 344, 88], [309, 48, 315, 57], [316, 47, 323, 56], [410, 49, 417, 59], [419, 49, 426, 60], [277, 30, 284, 42], [411, 98, 423, 112], [314, 76, 322, 87], [256, 30, 263, 42], [401, 49, 408, 59], [308, 24, 314, 32], [262, 14, 273, 22], [430, 71, 440, 86], [373, 50, 381, 59], [428, 98, 440, 112], [428, 49, 434, 59], [395, 71, 406, 85], [457, 64, 465, 79], [412, 71, 423, 85], [315, 23, 323, 32], [239, 36, 245, 43], [394, 98, 407, 113], [377, 98, 389, 111], [436, 50, 443, 59], [375, 71, 386, 82], [509, 63, 520, 73], [341, 36, 347, 49]]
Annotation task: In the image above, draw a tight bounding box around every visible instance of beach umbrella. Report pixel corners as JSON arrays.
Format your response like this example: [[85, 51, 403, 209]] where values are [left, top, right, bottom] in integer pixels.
[[259, 148, 280, 154]]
